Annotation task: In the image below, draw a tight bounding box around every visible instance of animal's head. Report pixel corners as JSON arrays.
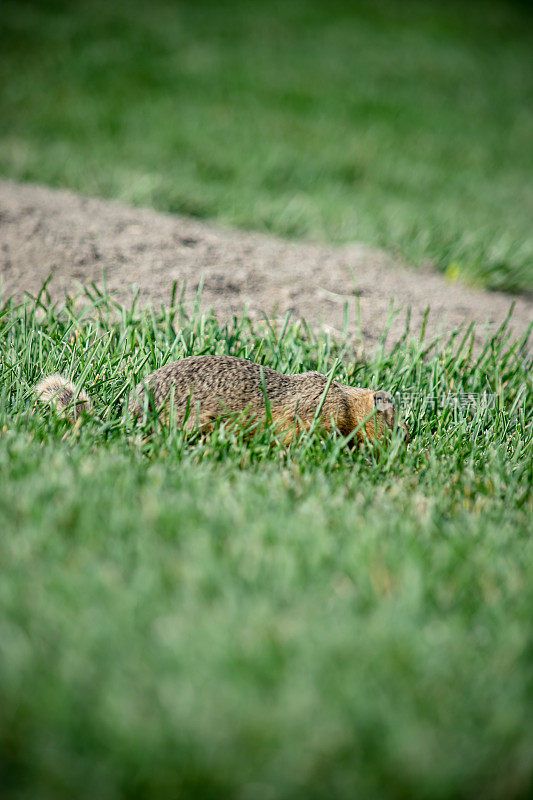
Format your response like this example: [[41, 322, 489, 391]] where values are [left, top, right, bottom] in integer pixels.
[[373, 390, 410, 443]]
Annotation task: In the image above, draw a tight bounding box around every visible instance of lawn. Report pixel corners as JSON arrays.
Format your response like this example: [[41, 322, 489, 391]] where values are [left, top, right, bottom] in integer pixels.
[[0, 287, 532, 799], [1, 1, 533, 796], [1, 0, 533, 291]]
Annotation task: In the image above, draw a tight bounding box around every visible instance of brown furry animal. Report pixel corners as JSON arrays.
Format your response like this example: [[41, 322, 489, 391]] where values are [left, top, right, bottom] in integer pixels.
[[35, 355, 407, 444]]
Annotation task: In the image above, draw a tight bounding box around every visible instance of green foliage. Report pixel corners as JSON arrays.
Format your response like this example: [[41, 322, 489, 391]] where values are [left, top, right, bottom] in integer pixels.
[[1, 0, 533, 290], [0, 285, 532, 799]]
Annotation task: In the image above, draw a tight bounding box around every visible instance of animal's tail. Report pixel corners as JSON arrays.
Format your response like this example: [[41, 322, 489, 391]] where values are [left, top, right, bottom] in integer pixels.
[[34, 374, 93, 420]]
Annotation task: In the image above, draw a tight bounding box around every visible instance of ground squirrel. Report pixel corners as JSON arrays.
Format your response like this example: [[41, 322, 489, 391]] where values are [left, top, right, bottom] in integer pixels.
[[35, 355, 407, 445]]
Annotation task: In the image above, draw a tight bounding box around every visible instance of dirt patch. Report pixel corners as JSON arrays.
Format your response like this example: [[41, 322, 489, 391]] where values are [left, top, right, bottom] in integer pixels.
[[1, 180, 531, 351]]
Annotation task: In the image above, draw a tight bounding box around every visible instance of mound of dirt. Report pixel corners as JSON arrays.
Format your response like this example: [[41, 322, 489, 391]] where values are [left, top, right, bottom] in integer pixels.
[[1, 180, 531, 351]]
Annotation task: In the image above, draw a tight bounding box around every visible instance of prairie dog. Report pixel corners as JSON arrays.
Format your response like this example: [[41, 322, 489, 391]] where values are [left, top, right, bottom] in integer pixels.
[[35, 355, 407, 444]]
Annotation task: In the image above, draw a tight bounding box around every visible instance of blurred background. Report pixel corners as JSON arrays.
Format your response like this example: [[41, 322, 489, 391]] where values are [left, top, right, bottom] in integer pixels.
[[1, 0, 532, 291]]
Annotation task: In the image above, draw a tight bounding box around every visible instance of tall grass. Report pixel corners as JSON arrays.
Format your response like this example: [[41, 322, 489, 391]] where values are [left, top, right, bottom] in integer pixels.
[[0, 285, 531, 799]]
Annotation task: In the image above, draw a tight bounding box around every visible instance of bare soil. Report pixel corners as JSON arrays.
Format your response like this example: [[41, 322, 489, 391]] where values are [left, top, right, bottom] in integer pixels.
[[1, 180, 531, 351]]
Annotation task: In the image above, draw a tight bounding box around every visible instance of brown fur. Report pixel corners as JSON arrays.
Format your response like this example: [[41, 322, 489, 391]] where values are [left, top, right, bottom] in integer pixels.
[[35, 374, 92, 419], [35, 356, 406, 444]]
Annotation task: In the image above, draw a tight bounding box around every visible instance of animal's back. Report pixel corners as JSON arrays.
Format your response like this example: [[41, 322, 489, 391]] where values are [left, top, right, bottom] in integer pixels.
[[128, 354, 344, 429]]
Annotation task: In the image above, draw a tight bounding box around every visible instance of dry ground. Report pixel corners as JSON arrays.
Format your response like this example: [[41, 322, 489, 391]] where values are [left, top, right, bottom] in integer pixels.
[[1, 180, 531, 351]]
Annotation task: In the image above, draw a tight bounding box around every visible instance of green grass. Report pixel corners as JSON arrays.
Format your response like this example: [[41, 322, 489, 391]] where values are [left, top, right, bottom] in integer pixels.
[[0, 285, 532, 799], [1, 0, 533, 291]]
